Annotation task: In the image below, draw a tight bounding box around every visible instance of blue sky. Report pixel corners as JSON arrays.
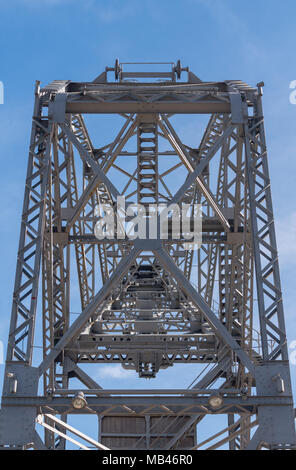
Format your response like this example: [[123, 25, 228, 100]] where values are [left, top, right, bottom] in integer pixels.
[[0, 0, 296, 448]]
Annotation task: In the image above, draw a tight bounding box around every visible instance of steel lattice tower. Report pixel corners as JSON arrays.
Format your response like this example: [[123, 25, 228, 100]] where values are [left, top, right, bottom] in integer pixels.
[[0, 61, 295, 450]]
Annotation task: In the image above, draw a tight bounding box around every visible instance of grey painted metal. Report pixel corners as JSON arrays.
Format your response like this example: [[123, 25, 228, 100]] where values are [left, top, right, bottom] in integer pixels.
[[0, 61, 295, 450], [37, 414, 110, 450]]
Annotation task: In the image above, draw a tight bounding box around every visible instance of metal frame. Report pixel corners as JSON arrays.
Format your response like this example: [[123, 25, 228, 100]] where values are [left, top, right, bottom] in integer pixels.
[[0, 61, 295, 450]]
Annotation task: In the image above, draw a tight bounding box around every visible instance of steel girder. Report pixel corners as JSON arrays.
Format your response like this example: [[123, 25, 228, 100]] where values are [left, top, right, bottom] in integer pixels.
[[0, 62, 295, 450]]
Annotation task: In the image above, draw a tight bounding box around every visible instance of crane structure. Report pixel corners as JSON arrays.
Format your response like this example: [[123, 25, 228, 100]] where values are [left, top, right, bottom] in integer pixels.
[[0, 61, 295, 450]]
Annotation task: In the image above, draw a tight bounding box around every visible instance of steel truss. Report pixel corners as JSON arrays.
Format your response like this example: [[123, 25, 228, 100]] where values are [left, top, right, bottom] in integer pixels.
[[0, 62, 295, 450]]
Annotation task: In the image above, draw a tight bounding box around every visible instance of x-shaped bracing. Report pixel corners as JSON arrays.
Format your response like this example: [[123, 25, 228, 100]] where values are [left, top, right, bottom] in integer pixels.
[[38, 241, 256, 378]]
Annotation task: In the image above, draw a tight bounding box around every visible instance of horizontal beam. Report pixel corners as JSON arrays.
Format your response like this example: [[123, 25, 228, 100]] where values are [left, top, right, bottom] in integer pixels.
[[68, 235, 227, 244], [65, 101, 231, 114], [53, 388, 241, 396], [3, 395, 292, 411]]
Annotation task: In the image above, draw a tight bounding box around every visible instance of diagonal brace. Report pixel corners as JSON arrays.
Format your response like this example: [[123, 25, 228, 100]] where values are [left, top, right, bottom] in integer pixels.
[[39, 414, 110, 450], [38, 246, 140, 376], [159, 115, 231, 231], [61, 122, 119, 199], [154, 247, 256, 376]]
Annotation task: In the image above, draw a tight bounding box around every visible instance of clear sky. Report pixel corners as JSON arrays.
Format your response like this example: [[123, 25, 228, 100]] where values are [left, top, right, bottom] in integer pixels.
[[0, 0, 295, 449]]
